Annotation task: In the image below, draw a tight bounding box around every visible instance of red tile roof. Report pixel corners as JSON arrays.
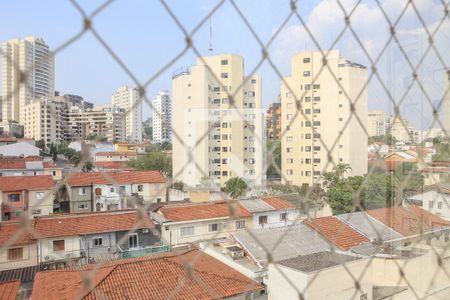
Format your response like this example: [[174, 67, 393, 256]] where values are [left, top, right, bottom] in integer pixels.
[[304, 216, 369, 251], [0, 137, 33, 142], [262, 196, 296, 210], [94, 161, 135, 170], [0, 222, 35, 246], [158, 201, 252, 222], [0, 175, 54, 191], [95, 152, 137, 156], [33, 210, 154, 238], [0, 280, 20, 300], [367, 205, 450, 236], [31, 249, 263, 300], [0, 157, 60, 170], [66, 171, 166, 186]]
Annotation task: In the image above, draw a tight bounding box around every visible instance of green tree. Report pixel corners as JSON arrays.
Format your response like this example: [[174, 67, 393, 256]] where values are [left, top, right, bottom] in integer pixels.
[[361, 172, 392, 210], [432, 143, 450, 162], [222, 177, 248, 199], [35, 139, 45, 150], [266, 140, 281, 178], [368, 134, 396, 146], [127, 151, 172, 176], [392, 162, 424, 195], [322, 163, 351, 189]]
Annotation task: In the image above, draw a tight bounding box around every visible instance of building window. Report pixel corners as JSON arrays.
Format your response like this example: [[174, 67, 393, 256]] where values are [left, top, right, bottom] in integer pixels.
[[286, 147, 293, 153], [120, 186, 126, 192], [280, 213, 287, 221], [438, 202, 443, 209], [286, 158, 294, 164], [303, 71, 311, 77], [52, 171, 57, 176], [53, 240, 65, 252], [8, 194, 20, 202], [208, 223, 221, 232], [109, 187, 115, 193], [79, 187, 86, 195], [7, 248, 23, 261], [236, 220, 246, 229], [137, 185, 143, 192], [313, 121, 321, 126], [180, 226, 194, 237], [93, 238, 103, 247], [287, 169, 293, 175], [221, 73, 228, 78], [303, 57, 310, 63], [221, 59, 228, 65], [128, 234, 138, 248], [259, 216, 268, 225], [304, 96, 311, 102], [314, 158, 321, 164], [313, 96, 320, 102], [305, 84, 311, 90], [429, 201, 434, 209], [287, 136, 293, 142], [305, 109, 311, 114], [313, 84, 320, 89], [313, 108, 321, 114], [77, 204, 88, 210]]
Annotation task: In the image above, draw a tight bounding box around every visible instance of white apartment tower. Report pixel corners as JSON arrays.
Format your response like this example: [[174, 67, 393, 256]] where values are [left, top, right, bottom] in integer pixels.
[[172, 54, 264, 188], [111, 86, 142, 142], [368, 110, 390, 137], [1, 36, 55, 124], [152, 90, 172, 144], [281, 50, 368, 187]]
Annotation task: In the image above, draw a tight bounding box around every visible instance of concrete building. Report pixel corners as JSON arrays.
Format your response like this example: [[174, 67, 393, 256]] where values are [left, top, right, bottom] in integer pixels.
[[390, 116, 413, 143], [368, 110, 390, 137], [65, 105, 126, 142], [111, 86, 142, 143], [151, 90, 172, 144], [54, 93, 93, 110], [172, 54, 264, 188], [266, 101, 281, 140], [23, 97, 63, 145], [1, 36, 54, 124], [281, 50, 368, 187]]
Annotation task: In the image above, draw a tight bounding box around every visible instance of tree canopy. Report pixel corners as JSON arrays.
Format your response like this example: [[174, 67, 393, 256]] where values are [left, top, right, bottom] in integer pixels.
[[127, 151, 172, 176], [222, 177, 248, 199]]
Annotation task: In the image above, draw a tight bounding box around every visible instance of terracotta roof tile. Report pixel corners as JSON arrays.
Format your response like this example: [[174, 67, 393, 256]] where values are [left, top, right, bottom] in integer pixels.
[[0, 175, 54, 191], [262, 196, 296, 210], [0, 158, 61, 170], [0, 280, 20, 300], [33, 210, 154, 238], [31, 250, 263, 300], [0, 222, 35, 246], [304, 216, 369, 251], [158, 201, 251, 222], [367, 205, 450, 236], [66, 171, 166, 186]]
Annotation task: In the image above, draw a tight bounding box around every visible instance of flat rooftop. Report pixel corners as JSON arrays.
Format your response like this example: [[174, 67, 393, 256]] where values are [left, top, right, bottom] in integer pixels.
[[276, 251, 360, 273]]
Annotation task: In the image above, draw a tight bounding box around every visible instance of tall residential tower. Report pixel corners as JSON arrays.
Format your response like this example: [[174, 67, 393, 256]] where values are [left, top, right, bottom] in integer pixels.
[[172, 54, 264, 188], [1, 36, 55, 124], [152, 90, 172, 144], [111, 86, 142, 142], [281, 50, 368, 187]]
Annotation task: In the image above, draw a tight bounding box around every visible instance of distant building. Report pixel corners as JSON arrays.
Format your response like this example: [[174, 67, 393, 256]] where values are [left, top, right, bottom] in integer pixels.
[[152, 90, 172, 144], [1, 37, 54, 125], [389, 116, 413, 143], [55, 93, 93, 110], [0, 156, 63, 181], [266, 101, 281, 140], [368, 110, 390, 137], [281, 50, 368, 187], [111, 86, 142, 143], [172, 54, 264, 188], [94, 151, 137, 162], [444, 69, 450, 137]]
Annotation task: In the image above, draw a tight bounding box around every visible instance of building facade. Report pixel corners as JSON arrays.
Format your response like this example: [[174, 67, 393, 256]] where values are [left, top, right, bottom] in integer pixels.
[[1, 36, 54, 125], [172, 54, 264, 188], [444, 69, 450, 137], [281, 50, 368, 187], [266, 102, 281, 140], [152, 90, 172, 144], [111, 86, 142, 143], [367, 110, 390, 137]]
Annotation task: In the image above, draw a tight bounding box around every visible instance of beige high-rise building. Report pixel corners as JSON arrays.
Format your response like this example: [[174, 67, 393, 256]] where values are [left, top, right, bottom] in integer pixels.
[[368, 110, 390, 137], [23, 98, 63, 145], [111, 86, 142, 143], [389, 116, 412, 143], [281, 50, 368, 187], [1, 36, 54, 124], [172, 54, 264, 188]]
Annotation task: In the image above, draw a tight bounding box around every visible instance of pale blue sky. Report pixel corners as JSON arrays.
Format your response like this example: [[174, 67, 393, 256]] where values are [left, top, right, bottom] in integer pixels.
[[1, 0, 449, 128]]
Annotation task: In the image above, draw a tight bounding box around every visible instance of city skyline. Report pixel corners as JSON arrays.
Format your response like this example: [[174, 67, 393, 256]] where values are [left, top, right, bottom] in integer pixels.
[[0, 1, 448, 128]]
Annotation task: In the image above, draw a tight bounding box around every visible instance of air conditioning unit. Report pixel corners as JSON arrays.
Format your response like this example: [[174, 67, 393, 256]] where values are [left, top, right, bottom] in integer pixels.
[[44, 255, 53, 261], [226, 246, 244, 260], [142, 228, 149, 233], [65, 253, 73, 258]]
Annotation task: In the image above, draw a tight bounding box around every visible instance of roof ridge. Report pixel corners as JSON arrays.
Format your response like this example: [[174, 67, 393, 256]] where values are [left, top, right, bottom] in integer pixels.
[[79, 264, 119, 299]]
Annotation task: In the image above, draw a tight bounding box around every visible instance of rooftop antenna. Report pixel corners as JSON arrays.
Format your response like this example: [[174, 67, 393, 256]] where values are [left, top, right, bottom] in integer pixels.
[[208, 17, 213, 53]]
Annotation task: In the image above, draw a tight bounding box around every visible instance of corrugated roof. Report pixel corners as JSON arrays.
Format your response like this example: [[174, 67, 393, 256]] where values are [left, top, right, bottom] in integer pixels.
[[0, 175, 54, 191], [31, 250, 263, 300], [238, 198, 275, 213], [0, 266, 38, 283], [232, 224, 331, 266], [66, 171, 166, 186]]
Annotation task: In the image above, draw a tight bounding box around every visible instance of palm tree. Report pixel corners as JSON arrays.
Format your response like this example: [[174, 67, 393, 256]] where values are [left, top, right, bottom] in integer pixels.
[[222, 177, 248, 199]]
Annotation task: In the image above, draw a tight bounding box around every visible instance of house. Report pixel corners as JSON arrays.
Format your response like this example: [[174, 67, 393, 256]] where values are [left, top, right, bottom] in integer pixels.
[[0, 222, 37, 271], [420, 165, 450, 186], [31, 249, 263, 300], [404, 188, 450, 220], [64, 171, 167, 213], [368, 142, 389, 157], [384, 151, 417, 171], [155, 201, 252, 245], [114, 142, 146, 154], [238, 196, 300, 229], [0, 175, 54, 221], [268, 252, 372, 300], [32, 210, 159, 265], [94, 151, 137, 162], [93, 161, 135, 172], [0, 157, 63, 181], [0, 142, 40, 157]]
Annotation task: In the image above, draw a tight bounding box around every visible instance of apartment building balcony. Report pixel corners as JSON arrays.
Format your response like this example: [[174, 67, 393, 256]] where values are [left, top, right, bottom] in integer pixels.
[[118, 244, 170, 259]]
